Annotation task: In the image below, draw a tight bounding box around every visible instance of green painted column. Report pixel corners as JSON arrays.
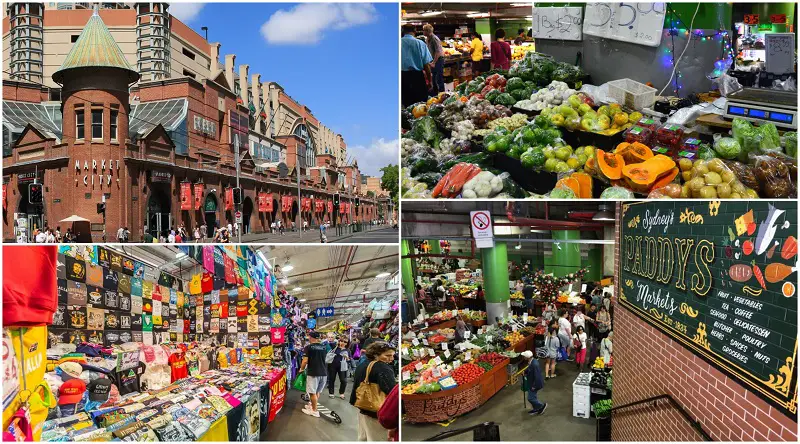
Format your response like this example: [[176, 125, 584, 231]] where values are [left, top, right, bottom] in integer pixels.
[[550, 230, 581, 277], [401, 239, 415, 300], [582, 247, 603, 282], [428, 240, 441, 255], [481, 242, 510, 323]]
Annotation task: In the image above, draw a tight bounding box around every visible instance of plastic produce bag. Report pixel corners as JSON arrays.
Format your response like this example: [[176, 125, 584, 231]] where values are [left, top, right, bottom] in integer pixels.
[[731, 118, 762, 162], [785, 132, 797, 158], [461, 171, 504, 198], [683, 158, 757, 198], [752, 155, 793, 198], [712, 135, 742, 160], [599, 186, 635, 200], [721, 160, 760, 194], [431, 163, 482, 198], [710, 73, 743, 97]]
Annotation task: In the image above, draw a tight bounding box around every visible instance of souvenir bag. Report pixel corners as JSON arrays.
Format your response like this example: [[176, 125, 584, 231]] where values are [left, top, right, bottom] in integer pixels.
[[292, 371, 306, 392], [352, 344, 361, 359]]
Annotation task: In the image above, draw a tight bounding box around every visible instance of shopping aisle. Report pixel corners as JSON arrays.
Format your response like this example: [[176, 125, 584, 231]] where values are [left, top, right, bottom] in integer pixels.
[[264, 388, 359, 441], [402, 363, 595, 441]]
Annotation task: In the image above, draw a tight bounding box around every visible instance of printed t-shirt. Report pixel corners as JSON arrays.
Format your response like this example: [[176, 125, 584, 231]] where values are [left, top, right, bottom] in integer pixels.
[[200, 273, 213, 294], [189, 275, 202, 295], [304, 343, 328, 377], [168, 353, 188, 382], [115, 363, 146, 396]]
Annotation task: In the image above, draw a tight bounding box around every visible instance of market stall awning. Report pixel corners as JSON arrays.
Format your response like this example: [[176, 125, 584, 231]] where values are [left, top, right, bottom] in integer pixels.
[[60, 215, 91, 222]]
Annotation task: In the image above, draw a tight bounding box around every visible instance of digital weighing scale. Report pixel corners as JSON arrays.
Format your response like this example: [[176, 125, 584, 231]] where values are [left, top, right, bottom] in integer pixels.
[[724, 88, 797, 130]]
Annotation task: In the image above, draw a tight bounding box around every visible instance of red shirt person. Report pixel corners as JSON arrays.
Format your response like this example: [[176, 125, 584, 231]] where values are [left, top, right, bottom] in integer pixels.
[[490, 29, 512, 71]]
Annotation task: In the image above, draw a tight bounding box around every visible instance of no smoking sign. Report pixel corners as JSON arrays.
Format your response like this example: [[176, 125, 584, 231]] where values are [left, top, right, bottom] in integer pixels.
[[470, 210, 494, 248]]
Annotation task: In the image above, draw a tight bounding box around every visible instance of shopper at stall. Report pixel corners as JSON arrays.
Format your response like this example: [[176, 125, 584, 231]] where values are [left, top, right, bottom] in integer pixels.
[[299, 332, 328, 418], [573, 325, 588, 372], [490, 29, 511, 71], [350, 341, 397, 441], [422, 24, 445, 95], [434, 280, 446, 309], [454, 314, 467, 342], [596, 305, 611, 341], [469, 32, 484, 75], [522, 350, 547, 415], [543, 326, 559, 379], [523, 283, 535, 316], [573, 306, 586, 332], [401, 24, 433, 107], [474, 285, 485, 311], [557, 309, 572, 361], [600, 331, 613, 364], [513, 28, 526, 46], [543, 298, 557, 322], [327, 338, 351, 399]]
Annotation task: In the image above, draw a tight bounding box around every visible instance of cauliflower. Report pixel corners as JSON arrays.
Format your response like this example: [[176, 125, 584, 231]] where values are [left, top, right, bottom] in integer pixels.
[[452, 120, 475, 141], [461, 171, 504, 198]]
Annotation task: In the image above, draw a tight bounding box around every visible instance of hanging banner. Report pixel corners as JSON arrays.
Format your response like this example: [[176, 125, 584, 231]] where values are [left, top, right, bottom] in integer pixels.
[[193, 184, 204, 210], [268, 370, 287, 422], [264, 194, 273, 213], [2, 184, 6, 209], [301, 198, 311, 212], [258, 193, 268, 213], [180, 183, 192, 211], [340, 203, 346, 214], [328, 201, 333, 214], [225, 188, 234, 211]]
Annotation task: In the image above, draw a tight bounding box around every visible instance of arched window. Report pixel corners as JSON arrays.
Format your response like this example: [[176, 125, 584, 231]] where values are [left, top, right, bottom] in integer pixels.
[[293, 123, 316, 169]]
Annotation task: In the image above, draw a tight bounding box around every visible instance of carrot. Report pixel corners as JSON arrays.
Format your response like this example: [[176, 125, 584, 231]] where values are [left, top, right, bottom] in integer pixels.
[[441, 164, 468, 198], [764, 263, 796, 284], [445, 163, 479, 198], [752, 261, 766, 289], [433, 164, 463, 198]]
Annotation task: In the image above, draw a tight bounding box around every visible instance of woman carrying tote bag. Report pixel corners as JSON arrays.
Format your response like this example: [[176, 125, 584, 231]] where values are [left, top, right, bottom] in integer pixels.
[[349, 341, 396, 441]]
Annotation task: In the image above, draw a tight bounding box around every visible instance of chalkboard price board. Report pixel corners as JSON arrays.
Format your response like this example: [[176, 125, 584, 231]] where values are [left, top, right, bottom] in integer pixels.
[[620, 201, 797, 416]]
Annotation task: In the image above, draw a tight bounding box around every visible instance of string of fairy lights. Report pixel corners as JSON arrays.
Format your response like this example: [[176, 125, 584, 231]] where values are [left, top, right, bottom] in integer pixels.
[[663, 5, 736, 97]]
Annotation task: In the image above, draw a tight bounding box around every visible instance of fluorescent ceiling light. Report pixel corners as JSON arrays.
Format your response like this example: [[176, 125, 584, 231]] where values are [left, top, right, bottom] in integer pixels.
[[281, 279, 288, 285], [515, 242, 522, 250], [282, 264, 294, 272], [420, 11, 442, 16], [175, 252, 187, 258], [467, 12, 490, 18], [258, 251, 271, 269], [363, 290, 371, 294], [299, 299, 306, 302], [510, 3, 529, 6], [375, 272, 390, 278], [293, 287, 302, 292]]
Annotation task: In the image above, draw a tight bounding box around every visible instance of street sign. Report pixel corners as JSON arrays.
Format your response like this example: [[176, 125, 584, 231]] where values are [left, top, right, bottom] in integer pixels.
[[235, 211, 243, 224], [315, 306, 335, 317]]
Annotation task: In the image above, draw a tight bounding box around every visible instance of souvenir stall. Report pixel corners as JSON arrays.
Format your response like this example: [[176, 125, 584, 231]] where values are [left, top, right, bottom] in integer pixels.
[[2, 245, 288, 442]]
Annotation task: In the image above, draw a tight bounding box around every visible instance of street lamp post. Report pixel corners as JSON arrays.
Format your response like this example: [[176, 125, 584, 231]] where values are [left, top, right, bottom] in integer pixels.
[[233, 135, 245, 244]]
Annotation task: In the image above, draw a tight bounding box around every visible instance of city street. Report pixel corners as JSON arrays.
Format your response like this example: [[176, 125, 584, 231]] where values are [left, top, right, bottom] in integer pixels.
[[233, 225, 398, 244]]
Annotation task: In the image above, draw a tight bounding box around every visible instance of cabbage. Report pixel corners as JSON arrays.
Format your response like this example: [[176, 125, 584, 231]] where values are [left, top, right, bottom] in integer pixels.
[[759, 123, 781, 152], [785, 132, 797, 158], [713, 137, 741, 160], [731, 118, 761, 162], [600, 186, 635, 199]]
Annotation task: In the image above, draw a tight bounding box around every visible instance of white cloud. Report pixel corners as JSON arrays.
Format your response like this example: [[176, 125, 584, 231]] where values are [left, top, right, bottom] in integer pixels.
[[261, 3, 378, 45], [347, 138, 398, 177], [169, 3, 205, 23]]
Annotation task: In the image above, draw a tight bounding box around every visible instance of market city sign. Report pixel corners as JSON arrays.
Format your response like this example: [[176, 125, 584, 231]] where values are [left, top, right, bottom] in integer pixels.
[[620, 201, 798, 416], [75, 159, 120, 186]]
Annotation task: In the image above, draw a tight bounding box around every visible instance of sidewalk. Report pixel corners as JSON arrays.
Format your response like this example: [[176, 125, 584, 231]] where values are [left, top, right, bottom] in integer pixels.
[[214, 224, 395, 244]]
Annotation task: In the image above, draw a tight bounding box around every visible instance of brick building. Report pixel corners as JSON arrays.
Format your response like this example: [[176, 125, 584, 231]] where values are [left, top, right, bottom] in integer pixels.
[[611, 202, 798, 441], [2, 5, 390, 241]]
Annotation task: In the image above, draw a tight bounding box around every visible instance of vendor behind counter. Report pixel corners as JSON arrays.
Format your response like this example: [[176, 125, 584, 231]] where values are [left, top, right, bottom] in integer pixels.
[[401, 25, 432, 107]]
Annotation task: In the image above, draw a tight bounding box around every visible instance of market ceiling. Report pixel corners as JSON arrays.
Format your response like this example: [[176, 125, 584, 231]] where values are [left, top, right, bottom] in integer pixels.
[[402, 2, 532, 20], [116, 245, 398, 323]]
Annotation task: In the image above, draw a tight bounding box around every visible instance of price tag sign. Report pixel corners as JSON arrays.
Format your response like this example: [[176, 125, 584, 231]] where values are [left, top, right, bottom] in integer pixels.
[[512, 325, 518, 332], [464, 330, 471, 339], [432, 367, 441, 378], [402, 371, 411, 381], [744, 14, 759, 25], [451, 310, 458, 317], [486, 335, 492, 343], [414, 362, 423, 371], [413, 348, 420, 357], [432, 356, 442, 366], [453, 360, 461, 369], [522, 313, 529, 324], [424, 322, 429, 328], [465, 308, 470, 313], [402, 347, 409, 355], [581, 284, 587, 293], [465, 351, 472, 361], [428, 348, 436, 357], [442, 342, 449, 351], [411, 339, 419, 346], [422, 338, 429, 346], [444, 350, 451, 359]]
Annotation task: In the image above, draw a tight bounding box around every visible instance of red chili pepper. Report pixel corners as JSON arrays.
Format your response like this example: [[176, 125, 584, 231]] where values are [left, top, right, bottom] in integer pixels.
[[752, 260, 766, 290]]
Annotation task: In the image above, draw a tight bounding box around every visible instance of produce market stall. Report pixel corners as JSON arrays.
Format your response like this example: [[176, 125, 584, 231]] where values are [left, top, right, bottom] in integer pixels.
[[401, 3, 797, 200]]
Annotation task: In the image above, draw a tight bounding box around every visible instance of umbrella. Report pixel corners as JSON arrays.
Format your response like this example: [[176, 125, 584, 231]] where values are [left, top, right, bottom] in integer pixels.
[[60, 215, 91, 223]]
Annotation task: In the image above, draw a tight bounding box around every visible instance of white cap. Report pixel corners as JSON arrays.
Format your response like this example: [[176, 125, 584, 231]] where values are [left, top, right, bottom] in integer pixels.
[[520, 350, 533, 359]]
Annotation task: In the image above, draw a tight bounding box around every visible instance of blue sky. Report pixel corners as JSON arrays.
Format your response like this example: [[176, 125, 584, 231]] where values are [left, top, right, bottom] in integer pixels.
[[170, 3, 399, 177]]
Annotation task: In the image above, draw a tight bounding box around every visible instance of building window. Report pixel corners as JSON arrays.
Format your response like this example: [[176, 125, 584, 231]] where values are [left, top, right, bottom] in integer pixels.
[[49, 88, 61, 102], [182, 69, 196, 79], [110, 110, 118, 141], [75, 110, 84, 139], [71, 35, 80, 43], [182, 47, 196, 60], [91, 110, 103, 139]]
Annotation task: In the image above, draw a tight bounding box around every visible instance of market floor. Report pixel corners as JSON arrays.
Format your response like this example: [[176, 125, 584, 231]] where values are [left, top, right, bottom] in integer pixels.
[[401, 362, 597, 441], [264, 388, 360, 441]]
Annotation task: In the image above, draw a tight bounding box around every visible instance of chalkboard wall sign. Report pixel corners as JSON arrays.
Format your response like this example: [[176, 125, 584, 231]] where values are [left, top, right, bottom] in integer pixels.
[[620, 201, 797, 417]]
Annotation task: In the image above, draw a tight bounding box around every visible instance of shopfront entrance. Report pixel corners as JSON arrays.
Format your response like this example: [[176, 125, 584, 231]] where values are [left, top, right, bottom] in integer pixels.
[[204, 194, 218, 231], [146, 189, 171, 238], [242, 196, 253, 234]]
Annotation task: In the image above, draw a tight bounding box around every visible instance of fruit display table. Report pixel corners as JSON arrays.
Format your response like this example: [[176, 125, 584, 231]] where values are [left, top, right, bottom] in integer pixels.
[[508, 332, 536, 354], [402, 357, 510, 423], [421, 318, 487, 333]]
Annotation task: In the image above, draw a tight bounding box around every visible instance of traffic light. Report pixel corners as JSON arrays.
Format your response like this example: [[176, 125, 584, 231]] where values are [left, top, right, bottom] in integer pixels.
[[232, 187, 243, 205], [97, 203, 106, 214], [28, 183, 43, 204], [333, 193, 340, 205], [355, 197, 360, 208]]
